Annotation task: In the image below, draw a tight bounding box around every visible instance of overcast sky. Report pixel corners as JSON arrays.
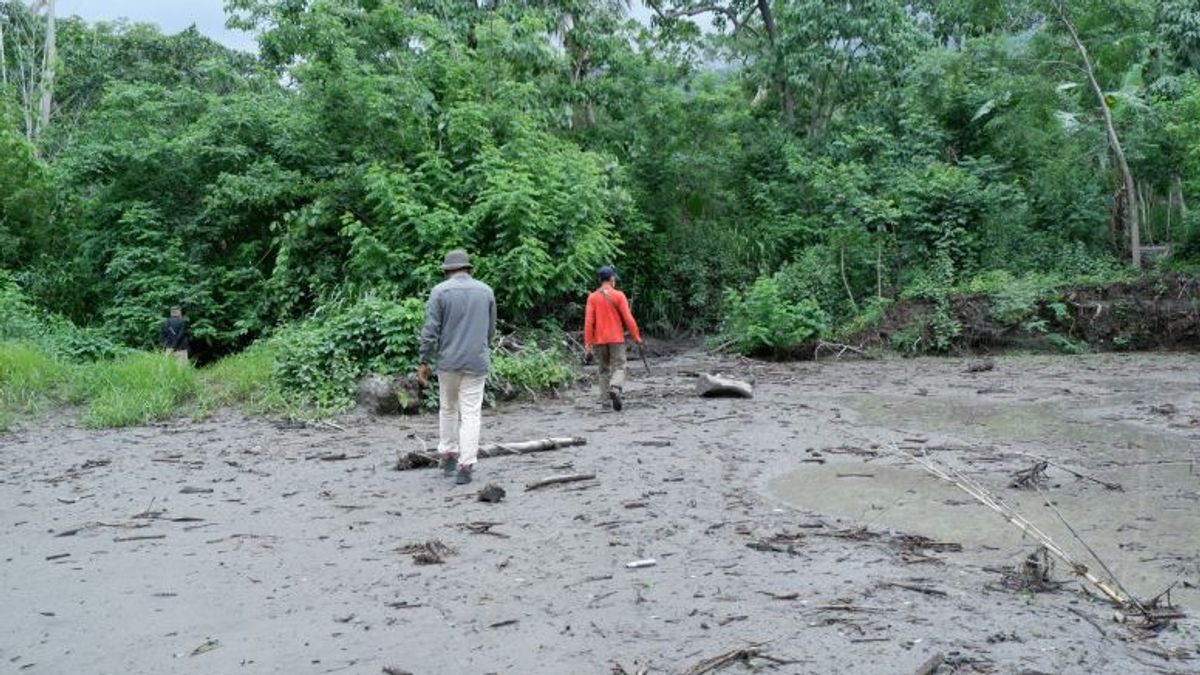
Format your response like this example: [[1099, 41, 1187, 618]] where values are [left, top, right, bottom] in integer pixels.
[[53, 1, 686, 54], [57, 0, 258, 52]]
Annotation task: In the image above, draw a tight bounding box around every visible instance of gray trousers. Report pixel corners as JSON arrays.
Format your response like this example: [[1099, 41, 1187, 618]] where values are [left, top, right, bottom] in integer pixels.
[[596, 342, 627, 397]]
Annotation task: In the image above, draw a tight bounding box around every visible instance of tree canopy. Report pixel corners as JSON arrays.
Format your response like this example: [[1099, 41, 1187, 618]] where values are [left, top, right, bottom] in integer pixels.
[[1, 0, 1198, 356]]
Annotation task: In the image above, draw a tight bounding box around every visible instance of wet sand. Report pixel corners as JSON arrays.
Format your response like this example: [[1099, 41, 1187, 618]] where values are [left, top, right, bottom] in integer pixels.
[[2, 352, 1198, 673]]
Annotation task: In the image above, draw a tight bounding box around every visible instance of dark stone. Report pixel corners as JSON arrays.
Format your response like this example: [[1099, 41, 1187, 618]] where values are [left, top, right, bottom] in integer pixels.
[[477, 483, 506, 503], [357, 373, 422, 415]]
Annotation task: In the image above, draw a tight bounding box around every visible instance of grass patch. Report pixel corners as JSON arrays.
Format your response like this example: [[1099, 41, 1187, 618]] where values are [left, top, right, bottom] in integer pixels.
[[0, 340, 69, 424], [73, 352, 200, 428], [200, 343, 288, 414]]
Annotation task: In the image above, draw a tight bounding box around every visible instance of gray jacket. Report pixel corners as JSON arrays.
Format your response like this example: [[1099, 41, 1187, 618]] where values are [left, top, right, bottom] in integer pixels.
[[419, 273, 497, 374]]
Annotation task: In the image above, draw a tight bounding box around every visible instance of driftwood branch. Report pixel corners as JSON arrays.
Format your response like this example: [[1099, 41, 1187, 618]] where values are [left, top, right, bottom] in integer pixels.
[[394, 437, 587, 471], [813, 340, 871, 360], [525, 472, 596, 491], [683, 645, 797, 675]]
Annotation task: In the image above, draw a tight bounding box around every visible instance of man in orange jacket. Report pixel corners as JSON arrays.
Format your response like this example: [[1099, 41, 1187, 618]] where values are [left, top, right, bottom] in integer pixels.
[[584, 265, 642, 411]]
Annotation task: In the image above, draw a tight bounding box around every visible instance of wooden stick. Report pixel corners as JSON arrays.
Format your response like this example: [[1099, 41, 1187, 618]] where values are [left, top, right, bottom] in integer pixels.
[[889, 445, 1130, 607], [525, 473, 596, 491], [881, 581, 948, 597]]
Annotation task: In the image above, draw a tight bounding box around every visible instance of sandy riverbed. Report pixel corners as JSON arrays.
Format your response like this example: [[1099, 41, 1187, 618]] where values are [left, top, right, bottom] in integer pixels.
[[2, 351, 1198, 674]]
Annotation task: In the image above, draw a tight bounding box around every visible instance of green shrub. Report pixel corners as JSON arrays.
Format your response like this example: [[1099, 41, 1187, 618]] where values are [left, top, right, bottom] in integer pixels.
[[1046, 333, 1089, 355], [489, 341, 574, 400], [74, 352, 199, 428], [833, 297, 893, 341], [273, 295, 426, 412], [890, 320, 927, 355], [721, 277, 829, 357]]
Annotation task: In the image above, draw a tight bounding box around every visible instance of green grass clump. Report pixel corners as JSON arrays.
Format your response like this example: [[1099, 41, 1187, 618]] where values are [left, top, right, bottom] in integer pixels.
[[200, 343, 288, 414], [0, 340, 69, 423], [73, 352, 200, 428]]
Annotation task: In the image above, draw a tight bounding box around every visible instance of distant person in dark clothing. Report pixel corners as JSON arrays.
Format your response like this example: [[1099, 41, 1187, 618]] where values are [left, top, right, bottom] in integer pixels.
[[161, 307, 189, 364]]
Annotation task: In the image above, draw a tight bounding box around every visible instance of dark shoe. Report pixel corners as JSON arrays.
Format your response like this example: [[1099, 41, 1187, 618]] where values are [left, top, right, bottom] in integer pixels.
[[440, 453, 459, 477], [609, 388, 623, 412], [455, 465, 474, 485]]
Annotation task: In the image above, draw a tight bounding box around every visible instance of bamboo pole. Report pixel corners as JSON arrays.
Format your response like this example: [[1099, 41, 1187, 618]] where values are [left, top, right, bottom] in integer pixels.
[[889, 445, 1130, 607]]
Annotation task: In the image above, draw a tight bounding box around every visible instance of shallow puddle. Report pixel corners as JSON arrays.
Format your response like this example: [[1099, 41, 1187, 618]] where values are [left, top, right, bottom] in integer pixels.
[[771, 395, 1200, 606], [837, 393, 1196, 458]]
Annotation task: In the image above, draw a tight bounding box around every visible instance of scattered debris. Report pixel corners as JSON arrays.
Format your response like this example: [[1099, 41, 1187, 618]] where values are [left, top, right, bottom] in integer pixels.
[[45, 553, 69, 561], [382, 667, 413, 675], [477, 483, 506, 503], [113, 533, 166, 543], [56, 520, 148, 537], [189, 638, 220, 657], [488, 619, 519, 629], [1009, 461, 1050, 489], [695, 373, 753, 399], [1149, 403, 1177, 416], [625, 559, 657, 569], [746, 531, 805, 555], [1012, 451, 1123, 491], [880, 581, 948, 597], [457, 521, 509, 538], [397, 540, 455, 565], [682, 645, 797, 675], [179, 486, 214, 494], [757, 591, 800, 601], [306, 452, 364, 461]]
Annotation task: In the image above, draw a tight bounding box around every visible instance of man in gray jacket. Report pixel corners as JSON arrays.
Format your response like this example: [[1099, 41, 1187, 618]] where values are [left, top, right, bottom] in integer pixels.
[[417, 250, 497, 485]]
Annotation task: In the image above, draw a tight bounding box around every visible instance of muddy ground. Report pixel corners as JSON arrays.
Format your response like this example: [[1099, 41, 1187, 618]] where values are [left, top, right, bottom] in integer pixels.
[[2, 351, 1199, 674]]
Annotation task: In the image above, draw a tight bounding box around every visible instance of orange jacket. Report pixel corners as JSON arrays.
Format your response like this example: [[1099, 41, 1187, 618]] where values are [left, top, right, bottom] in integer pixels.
[[584, 284, 641, 347]]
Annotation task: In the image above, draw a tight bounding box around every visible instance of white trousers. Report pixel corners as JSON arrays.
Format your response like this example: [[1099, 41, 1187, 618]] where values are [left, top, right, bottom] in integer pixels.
[[437, 371, 486, 467]]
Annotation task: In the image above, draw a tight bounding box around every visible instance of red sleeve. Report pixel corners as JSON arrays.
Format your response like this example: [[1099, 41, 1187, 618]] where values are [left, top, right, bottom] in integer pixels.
[[619, 293, 641, 343], [584, 293, 596, 348]]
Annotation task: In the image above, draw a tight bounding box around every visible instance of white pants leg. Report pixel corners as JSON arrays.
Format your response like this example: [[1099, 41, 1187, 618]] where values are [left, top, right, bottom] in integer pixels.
[[437, 372, 463, 457], [456, 373, 487, 467]]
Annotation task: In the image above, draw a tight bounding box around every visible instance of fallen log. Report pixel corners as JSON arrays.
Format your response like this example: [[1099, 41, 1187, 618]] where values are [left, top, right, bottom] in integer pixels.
[[696, 373, 753, 399], [526, 472, 596, 491], [394, 437, 587, 471]]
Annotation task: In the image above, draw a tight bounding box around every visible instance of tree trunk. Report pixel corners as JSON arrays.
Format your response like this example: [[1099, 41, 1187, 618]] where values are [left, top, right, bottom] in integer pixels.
[[755, 0, 794, 125], [36, 0, 54, 137], [1054, 0, 1140, 266], [1, 13, 8, 90]]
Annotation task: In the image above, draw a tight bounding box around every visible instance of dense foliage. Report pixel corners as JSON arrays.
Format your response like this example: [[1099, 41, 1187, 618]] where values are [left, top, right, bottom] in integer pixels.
[[3, 0, 1200, 416]]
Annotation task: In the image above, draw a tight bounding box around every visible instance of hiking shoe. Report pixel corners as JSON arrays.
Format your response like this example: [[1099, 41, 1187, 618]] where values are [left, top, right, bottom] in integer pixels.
[[440, 453, 459, 477], [455, 465, 474, 485], [609, 388, 623, 412]]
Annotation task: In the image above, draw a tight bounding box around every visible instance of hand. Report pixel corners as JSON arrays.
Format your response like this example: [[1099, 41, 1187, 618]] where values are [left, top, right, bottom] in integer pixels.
[[416, 363, 431, 386], [584, 345, 593, 357]]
